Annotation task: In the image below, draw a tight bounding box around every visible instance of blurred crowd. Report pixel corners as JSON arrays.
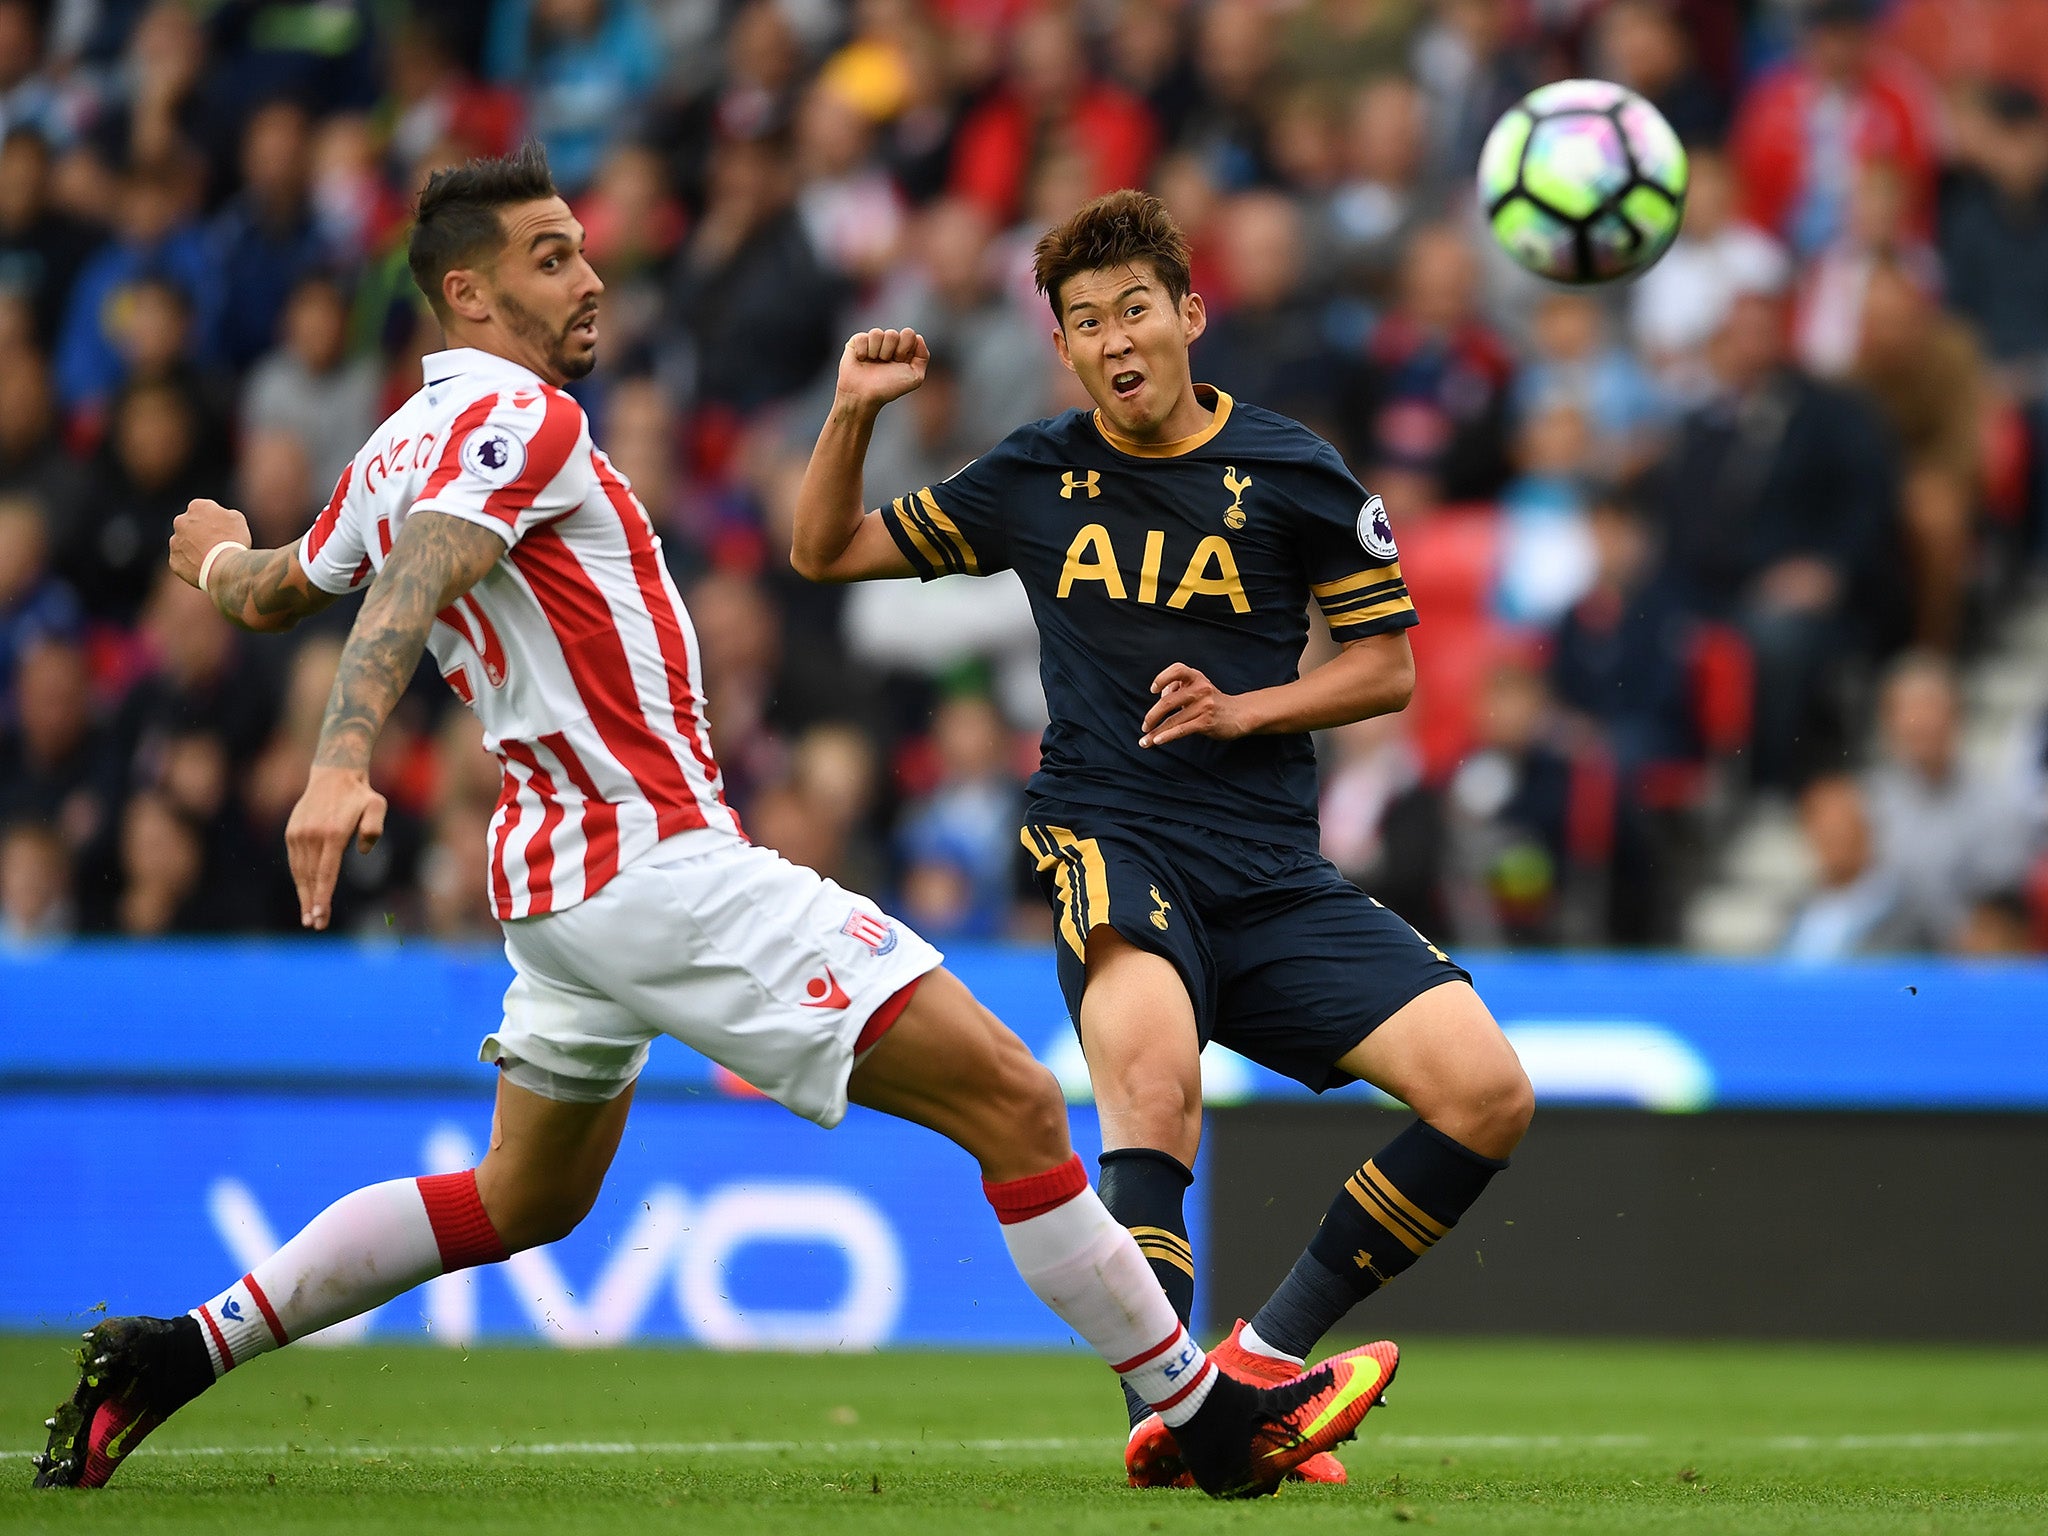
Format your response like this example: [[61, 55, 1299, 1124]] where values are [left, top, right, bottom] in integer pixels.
[[6, 0, 2048, 956]]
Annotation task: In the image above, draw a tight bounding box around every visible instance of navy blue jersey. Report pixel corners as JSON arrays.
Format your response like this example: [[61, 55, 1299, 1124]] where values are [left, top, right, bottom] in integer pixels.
[[878, 386, 1417, 848]]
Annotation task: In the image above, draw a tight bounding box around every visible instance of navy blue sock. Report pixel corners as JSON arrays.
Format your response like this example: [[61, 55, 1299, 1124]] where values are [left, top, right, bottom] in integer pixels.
[[1250, 1120, 1507, 1361], [1098, 1147, 1195, 1428]]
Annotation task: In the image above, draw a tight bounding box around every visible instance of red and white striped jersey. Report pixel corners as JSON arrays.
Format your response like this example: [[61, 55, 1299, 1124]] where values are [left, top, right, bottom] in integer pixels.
[[297, 347, 742, 919]]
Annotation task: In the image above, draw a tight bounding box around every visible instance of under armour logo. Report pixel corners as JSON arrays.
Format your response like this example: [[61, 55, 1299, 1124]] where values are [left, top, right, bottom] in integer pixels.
[[1060, 469, 1101, 499], [220, 1298, 244, 1321]]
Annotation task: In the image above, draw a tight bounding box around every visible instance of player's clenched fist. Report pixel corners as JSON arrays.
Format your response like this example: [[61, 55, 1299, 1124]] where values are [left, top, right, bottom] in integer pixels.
[[168, 498, 253, 589], [1140, 662, 1253, 748], [835, 327, 929, 413]]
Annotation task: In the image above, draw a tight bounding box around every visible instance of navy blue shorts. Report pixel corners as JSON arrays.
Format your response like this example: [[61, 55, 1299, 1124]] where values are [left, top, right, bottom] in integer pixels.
[[1020, 801, 1470, 1093]]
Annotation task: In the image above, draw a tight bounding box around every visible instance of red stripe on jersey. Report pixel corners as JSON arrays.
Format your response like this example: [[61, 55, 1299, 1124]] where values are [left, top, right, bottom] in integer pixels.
[[590, 452, 730, 813], [417, 393, 500, 504], [242, 1273, 286, 1345], [488, 760, 523, 918], [479, 389, 582, 527], [349, 555, 372, 588], [304, 463, 354, 562], [541, 730, 621, 890], [500, 740, 565, 912], [508, 525, 705, 838]]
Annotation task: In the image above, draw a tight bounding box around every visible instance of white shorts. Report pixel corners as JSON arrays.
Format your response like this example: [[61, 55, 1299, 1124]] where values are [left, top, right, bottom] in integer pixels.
[[479, 835, 943, 1127]]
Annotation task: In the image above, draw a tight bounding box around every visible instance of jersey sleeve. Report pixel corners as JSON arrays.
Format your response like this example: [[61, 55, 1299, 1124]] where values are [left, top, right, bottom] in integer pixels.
[[296, 462, 375, 596], [409, 386, 593, 547], [876, 434, 1018, 580], [1296, 444, 1417, 639]]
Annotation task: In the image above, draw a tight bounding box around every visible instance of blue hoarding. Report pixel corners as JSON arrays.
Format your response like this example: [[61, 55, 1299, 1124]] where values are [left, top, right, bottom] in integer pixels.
[[5, 942, 2047, 1108], [5, 942, 2046, 1345]]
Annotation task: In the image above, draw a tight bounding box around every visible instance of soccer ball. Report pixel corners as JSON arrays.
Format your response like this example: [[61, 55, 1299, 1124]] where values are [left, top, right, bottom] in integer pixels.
[[1477, 79, 1688, 286]]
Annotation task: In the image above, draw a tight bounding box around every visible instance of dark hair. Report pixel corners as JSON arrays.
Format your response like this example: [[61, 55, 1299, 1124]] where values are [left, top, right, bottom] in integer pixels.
[[407, 142, 560, 318], [1031, 189, 1192, 323]]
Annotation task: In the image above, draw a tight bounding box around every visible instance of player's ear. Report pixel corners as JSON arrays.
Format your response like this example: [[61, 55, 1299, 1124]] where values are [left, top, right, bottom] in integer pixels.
[[1051, 323, 1076, 375], [1180, 290, 1207, 347], [442, 267, 491, 325]]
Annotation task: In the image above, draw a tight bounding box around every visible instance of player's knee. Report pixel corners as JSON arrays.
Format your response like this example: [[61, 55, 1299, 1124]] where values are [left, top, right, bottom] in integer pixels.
[[479, 1171, 600, 1252], [1455, 1058, 1534, 1160], [1097, 1057, 1199, 1147], [989, 1048, 1070, 1168]]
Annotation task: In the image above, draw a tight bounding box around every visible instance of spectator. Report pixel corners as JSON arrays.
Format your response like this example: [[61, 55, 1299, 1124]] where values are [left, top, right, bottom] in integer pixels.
[[207, 99, 325, 371], [0, 127, 101, 350], [241, 272, 381, 497], [52, 151, 214, 416], [84, 2, 235, 201], [575, 143, 687, 364], [1793, 158, 1942, 379], [1347, 222, 1516, 503], [860, 196, 1049, 452], [1442, 655, 1579, 947], [1514, 290, 1665, 479], [1318, 709, 1445, 935], [109, 274, 233, 475], [1591, 0, 1728, 147], [418, 709, 500, 940], [1411, 0, 1534, 198], [668, 133, 844, 414], [1630, 146, 1791, 399], [1550, 491, 1694, 774], [0, 0, 68, 145], [207, 0, 381, 124], [1281, 0, 1424, 94], [1939, 81, 2048, 376], [61, 379, 211, 622], [1952, 890, 2037, 955], [0, 346, 86, 519], [235, 429, 317, 552], [1322, 74, 1433, 307], [1781, 773, 1909, 958], [383, 14, 523, 177], [0, 494, 80, 716], [113, 787, 204, 935], [895, 692, 1023, 940], [787, 720, 886, 894], [948, 4, 1155, 225], [1730, 0, 1938, 258], [1863, 650, 2034, 949], [793, 77, 906, 287], [1647, 290, 1900, 788], [487, 0, 661, 196], [1107, 0, 1202, 152], [1197, 189, 1343, 436], [0, 635, 108, 855], [1494, 403, 1597, 629], [0, 817, 70, 943], [1852, 260, 1986, 650]]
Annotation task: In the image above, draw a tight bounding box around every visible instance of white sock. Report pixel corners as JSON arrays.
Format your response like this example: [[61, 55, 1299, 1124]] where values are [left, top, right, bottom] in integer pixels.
[[1236, 1319, 1305, 1367], [190, 1172, 505, 1376], [985, 1156, 1218, 1427]]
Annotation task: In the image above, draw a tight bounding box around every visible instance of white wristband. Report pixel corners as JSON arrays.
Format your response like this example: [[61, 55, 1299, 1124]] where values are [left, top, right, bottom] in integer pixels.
[[197, 540, 250, 595]]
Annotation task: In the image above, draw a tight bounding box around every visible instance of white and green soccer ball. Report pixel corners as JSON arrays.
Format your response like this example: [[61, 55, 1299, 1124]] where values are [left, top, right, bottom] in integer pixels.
[[1478, 79, 1688, 286]]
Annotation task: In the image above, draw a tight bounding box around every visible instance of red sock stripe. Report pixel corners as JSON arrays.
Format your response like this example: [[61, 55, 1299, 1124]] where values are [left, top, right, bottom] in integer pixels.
[[242, 1273, 286, 1346], [1152, 1357, 1216, 1413], [416, 1170, 509, 1269], [1111, 1324, 1186, 1376], [853, 976, 922, 1058], [982, 1153, 1089, 1225], [197, 1305, 234, 1371]]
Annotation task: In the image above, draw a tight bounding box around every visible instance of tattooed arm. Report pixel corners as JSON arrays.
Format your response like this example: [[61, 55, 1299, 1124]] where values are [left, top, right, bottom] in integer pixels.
[[285, 511, 506, 930], [169, 499, 337, 633]]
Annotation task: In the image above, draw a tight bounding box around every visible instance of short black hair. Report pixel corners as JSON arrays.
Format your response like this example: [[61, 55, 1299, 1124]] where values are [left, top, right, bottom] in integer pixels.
[[407, 142, 560, 319]]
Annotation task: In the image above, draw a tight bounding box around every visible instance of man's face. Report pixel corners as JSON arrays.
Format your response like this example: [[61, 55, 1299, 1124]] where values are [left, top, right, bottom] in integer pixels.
[[470, 197, 604, 383], [1052, 261, 1205, 440]]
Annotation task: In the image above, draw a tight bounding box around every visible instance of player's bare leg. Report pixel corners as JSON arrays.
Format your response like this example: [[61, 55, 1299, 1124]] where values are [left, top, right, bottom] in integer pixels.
[[34, 1077, 631, 1489], [1072, 930, 1367, 1485], [847, 966, 1391, 1498], [1237, 982, 1531, 1385]]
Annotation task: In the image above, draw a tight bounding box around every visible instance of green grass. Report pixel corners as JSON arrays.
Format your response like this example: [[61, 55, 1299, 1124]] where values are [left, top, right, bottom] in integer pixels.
[[3, 1334, 2044, 1533]]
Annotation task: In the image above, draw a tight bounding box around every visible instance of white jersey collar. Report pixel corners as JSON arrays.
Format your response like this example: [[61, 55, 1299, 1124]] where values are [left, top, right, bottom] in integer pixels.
[[421, 346, 547, 390]]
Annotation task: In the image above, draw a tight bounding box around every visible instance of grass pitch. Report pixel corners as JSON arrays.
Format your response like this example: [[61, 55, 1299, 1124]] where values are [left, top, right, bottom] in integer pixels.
[[2, 1334, 2043, 1533]]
